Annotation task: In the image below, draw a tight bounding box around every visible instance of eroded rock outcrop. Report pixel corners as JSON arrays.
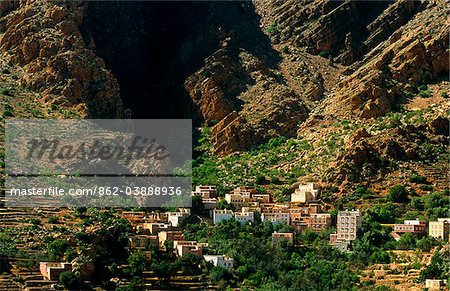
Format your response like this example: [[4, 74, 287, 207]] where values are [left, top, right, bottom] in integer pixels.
[[323, 1, 449, 119], [0, 0, 123, 117]]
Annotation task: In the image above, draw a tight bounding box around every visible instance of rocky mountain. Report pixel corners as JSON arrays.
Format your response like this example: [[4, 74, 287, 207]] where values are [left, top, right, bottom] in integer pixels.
[[1, 0, 448, 186]]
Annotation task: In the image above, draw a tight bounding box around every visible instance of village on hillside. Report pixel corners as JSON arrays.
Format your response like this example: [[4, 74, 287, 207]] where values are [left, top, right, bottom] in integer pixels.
[[1, 183, 448, 290]]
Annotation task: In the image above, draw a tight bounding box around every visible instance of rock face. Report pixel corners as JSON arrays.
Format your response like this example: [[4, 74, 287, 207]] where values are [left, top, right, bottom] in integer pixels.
[[0, 0, 448, 156], [322, 1, 449, 119], [0, 0, 123, 117]]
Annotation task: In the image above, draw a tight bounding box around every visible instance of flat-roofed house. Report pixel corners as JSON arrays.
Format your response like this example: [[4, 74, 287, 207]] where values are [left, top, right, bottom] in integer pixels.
[[40, 262, 72, 281], [138, 222, 171, 234], [174, 241, 203, 257], [429, 218, 450, 241], [252, 194, 270, 203], [203, 255, 233, 269], [168, 210, 190, 227], [234, 210, 254, 224], [202, 198, 218, 210], [129, 235, 158, 249], [291, 183, 320, 203], [329, 209, 361, 249], [158, 230, 185, 248], [146, 212, 169, 223], [213, 209, 234, 224], [394, 219, 426, 234], [261, 211, 290, 225], [122, 211, 145, 223], [307, 213, 332, 232], [192, 185, 217, 199]]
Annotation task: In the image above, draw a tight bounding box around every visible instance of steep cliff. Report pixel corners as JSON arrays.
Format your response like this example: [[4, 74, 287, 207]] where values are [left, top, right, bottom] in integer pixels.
[[0, 0, 123, 117]]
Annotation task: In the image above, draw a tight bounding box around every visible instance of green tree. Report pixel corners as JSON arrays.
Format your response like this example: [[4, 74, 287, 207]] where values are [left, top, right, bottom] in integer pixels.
[[128, 250, 147, 276], [59, 271, 82, 290], [397, 233, 416, 250], [48, 239, 69, 260], [388, 185, 409, 203]]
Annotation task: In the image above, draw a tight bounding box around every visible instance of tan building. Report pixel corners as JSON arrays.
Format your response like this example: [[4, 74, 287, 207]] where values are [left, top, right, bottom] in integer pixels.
[[429, 218, 450, 241], [425, 279, 444, 290], [291, 183, 320, 203], [145, 212, 169, 223], [271, 232, 294, 245], [40, 262, 72, 281], [234, 209, 254, 224], [138, 222, 171, 234], [158, 230, 184, 248], [225, 187, 265, 205], [307, 213, 332, 232], [173, 241, 203, 257], [252, 194, 270, 203], [261, 212, 290, 225], [192, 185, 217, 198], [122, 211, 145, 223], [129, 235, 158, 249]]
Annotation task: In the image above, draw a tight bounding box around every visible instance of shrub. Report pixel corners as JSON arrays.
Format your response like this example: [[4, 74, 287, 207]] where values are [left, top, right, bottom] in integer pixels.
[[48, 216, 59, 224], [419, 185, 433, 192], [1, 88, 11, 96], [318, 51, 329, 58], [388, 185, 409, 203], [59, 271, 82, 290], [418, 84, 428, 91], [30, 218, 41, 225], [3, 110, 13, 117], [50, 103, 57, 110], [48, 239, 69, 260], [419, 90, 431, 98], [267, 21, 277, 34], [255, 175, 266, 185], [409, 174, 428, 184], [128, 251, 147, 276]]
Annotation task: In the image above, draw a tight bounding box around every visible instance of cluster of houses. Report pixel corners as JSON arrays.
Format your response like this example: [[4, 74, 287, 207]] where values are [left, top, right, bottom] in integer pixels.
[[121, 208, 234, 269], [390, 218, 450, 242], [201, 184, 333, 233], [38, 183, 449, 287], [195, 184, 450, 252]]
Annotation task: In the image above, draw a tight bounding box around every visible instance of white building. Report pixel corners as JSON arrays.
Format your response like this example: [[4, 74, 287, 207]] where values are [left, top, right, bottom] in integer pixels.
[[168, 209, 190, 227], [203, 255, 234, 269], [291, 183, 320, 203], [213, 209, 234, 224], [234, 210, 254, 224], [261, 212, 290, 225]]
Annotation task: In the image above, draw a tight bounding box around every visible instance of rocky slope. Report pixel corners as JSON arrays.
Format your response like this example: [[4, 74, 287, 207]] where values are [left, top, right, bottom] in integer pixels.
[[0, 0, 123, 118], [185, 0, 449, 155], [1, 0, 449, 183]]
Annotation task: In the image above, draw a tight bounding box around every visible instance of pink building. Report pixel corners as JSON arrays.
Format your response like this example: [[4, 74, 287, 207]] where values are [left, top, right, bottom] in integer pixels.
[[332, 209, 362, 242], [173, 241, 203, 257], [40, 262, 72, 281], [394, 219, 426, 234]]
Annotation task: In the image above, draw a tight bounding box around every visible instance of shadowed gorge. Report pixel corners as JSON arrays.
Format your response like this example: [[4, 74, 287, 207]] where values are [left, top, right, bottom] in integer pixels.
[[83, 1, 279, 120]]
